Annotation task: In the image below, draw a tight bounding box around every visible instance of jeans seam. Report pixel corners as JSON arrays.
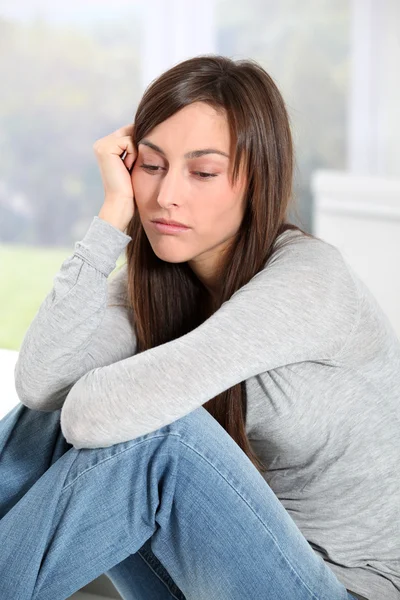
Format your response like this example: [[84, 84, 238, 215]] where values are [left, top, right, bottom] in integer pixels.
[[136, 548, 185, 600], [60, 433, 179, 493]]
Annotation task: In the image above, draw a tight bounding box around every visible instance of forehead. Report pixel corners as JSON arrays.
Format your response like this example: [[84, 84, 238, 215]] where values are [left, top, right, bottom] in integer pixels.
[[138, 102, 231, 157]]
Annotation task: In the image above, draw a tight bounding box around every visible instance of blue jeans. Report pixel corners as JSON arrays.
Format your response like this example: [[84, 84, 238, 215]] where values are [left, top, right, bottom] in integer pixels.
[[0, 401, 361, 600]]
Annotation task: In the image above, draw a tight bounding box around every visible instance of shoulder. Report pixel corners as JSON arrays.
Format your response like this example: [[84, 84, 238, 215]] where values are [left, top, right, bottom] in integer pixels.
[[246, 229, 358, 311], [267, 228, 350, 276], [273, 227, 340, 256]]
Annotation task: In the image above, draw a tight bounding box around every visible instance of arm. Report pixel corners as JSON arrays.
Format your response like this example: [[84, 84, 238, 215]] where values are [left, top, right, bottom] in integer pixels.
[[60, 234, 359, 449], [14, 216, 136, 412]]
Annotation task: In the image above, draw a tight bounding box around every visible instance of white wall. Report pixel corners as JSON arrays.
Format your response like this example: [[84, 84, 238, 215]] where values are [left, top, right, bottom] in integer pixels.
[[312, 169, 400, 339], [348, 0, 400, 177], [312, 0, 400, 339]]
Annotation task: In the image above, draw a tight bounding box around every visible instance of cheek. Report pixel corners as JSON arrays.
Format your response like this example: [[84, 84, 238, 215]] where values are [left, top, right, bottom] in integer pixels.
[[202, 189, 237, 221], [207, 198, 245, 237], [131, 169, 142, 191], [194, 200, 234, 237], [131, 171, 153, 207]]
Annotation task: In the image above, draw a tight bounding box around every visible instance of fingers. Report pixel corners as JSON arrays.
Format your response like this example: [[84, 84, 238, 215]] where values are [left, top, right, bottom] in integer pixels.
[[125, 154, 136, 171], [118, 136, 137, 169], [96, 136, 135, 159], [93, 126, 137, 173], [112, 124, 135, 137], [114, 135, 135, 153]]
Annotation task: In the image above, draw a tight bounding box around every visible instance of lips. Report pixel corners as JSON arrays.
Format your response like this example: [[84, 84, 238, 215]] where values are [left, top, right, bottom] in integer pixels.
[[151, 221, 191, 234], [152, 219, 190, 228]]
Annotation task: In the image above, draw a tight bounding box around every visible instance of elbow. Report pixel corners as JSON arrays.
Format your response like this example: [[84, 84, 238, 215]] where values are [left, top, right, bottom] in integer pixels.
[[60, 374, 111, 450], [14, 367, 71, 412], [60, 414, 98, 450], [14, 377, 54, 412], [15, 383, 64, 413], [60, 405, 82, 448], [13, 355, 42, 409], [60, 384, 92, 449], [14, 362, 37, 409], [60, 404, 112, 450], [60, 387, 81, 447]]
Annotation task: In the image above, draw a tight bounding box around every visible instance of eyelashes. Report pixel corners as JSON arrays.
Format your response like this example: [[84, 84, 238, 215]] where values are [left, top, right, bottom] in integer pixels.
[[139, 164, 218, 180]]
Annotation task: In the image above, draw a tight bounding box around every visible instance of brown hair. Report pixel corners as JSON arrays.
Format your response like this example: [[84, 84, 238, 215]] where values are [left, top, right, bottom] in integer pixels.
[[120, 54, 315, 474]]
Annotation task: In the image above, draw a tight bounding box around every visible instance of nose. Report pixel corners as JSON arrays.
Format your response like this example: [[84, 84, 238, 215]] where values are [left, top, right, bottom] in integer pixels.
[[156, 167, 182, 209]]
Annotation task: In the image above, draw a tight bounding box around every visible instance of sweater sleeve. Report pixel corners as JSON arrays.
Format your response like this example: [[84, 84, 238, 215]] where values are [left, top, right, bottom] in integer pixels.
[[14, 216, 136, 412], [60, 234, 359, 449]]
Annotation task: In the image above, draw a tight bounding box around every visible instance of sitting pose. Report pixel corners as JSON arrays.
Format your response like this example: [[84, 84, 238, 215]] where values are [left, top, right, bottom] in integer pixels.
[[1, 54, 398, 600]]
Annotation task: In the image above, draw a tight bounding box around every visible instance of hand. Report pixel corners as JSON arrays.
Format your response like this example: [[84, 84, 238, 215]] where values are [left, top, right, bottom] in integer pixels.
[[94, 123, 137, 232]]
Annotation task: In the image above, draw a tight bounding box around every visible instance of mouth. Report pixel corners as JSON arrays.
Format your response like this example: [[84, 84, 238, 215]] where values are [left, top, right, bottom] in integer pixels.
[[151, 221, 191, 235]]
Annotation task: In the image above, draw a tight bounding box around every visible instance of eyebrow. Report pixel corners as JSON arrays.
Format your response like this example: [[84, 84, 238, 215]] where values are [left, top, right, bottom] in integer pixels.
[[138, 139, 230, 159]]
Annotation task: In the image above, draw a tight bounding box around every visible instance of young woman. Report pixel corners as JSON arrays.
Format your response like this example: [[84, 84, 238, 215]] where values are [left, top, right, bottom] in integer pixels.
[[1, 55, 398, 600]]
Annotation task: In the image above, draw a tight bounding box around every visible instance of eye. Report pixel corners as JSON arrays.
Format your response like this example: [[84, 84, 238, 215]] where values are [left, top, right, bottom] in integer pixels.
[[140, 164, 217, 180], [140, 164, 161, 173], [193, 171, 218, 179]]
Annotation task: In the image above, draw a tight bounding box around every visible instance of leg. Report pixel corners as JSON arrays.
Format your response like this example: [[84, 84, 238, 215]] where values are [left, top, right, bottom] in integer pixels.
[[0, 402, 73, 519], [0, 403, 354, 600], [0, 403, 185, 600], [105, 538, 185, 600]]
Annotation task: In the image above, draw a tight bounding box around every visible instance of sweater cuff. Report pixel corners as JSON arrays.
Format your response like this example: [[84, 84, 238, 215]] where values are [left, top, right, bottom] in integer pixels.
[[73, 215, 132, 277]]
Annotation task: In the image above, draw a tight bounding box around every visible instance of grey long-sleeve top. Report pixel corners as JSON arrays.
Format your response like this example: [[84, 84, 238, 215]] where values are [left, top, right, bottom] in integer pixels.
[[14, 215, 400, 600]]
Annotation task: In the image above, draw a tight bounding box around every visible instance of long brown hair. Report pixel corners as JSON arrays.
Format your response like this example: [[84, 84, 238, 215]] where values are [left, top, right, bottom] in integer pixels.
[[120, 55, 315, 474]]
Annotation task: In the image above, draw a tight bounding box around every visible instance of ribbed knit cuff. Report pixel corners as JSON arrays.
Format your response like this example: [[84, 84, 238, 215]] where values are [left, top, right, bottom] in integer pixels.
[[73, 215, 132, 277]]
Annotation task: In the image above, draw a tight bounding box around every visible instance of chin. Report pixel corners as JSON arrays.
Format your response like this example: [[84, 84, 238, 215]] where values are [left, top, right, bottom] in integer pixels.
[[150, 246, 195, 264]]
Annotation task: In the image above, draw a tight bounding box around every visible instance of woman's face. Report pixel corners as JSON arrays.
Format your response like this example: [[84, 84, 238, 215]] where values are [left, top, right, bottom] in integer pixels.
[[131, 101, 247, 294]]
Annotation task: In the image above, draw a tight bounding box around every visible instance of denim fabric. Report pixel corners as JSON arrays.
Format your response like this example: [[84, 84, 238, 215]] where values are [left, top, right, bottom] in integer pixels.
[[0, 401, 358, 599]]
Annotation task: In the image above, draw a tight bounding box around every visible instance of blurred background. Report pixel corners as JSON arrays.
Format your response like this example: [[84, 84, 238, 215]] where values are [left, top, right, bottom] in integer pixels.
[[1, 0, 399, 352], [0, 1, 399, 597]]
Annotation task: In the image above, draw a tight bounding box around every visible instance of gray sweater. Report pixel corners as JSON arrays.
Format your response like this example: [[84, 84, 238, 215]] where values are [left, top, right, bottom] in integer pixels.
[[14, 216, 400, 600]]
